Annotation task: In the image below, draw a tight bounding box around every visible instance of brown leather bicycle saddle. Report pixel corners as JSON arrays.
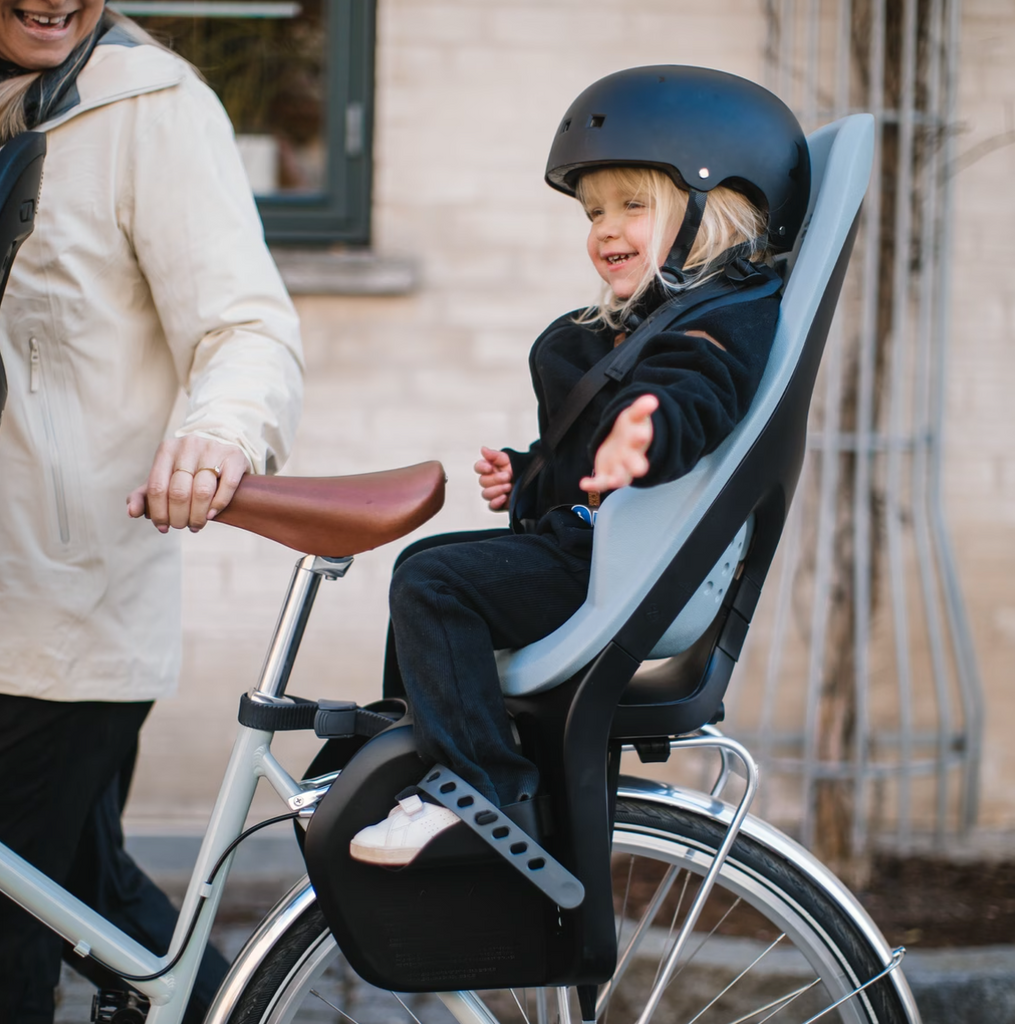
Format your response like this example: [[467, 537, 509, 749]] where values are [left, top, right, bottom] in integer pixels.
[[215, 461, 446, 557]]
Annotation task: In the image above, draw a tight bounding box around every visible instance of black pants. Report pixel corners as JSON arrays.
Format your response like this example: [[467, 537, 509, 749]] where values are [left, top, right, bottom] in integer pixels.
[[0, 695, 229, 1024], [384, 512, 593, 806]]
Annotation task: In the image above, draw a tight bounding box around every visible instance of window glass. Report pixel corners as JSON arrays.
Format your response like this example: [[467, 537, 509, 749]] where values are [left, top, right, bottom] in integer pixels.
[[111, 0, 374, 244], [113, 0, 326, 197]]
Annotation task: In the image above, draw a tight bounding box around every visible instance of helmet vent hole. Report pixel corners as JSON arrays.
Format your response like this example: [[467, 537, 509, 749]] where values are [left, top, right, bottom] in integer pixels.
[[560, 119, 571, 134], [588, 114, 606, 129]]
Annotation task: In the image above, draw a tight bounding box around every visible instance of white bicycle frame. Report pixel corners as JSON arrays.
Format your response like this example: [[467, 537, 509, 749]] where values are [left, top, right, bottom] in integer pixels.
[[0, 553, 350, 1023], [0, 551, 920, 1024]]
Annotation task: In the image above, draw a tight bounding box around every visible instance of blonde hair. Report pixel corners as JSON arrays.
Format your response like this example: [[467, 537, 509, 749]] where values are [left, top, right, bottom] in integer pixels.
[[0, 10, 180, 144], [0, 73, 42, 143], [575, 166, 769, 330]]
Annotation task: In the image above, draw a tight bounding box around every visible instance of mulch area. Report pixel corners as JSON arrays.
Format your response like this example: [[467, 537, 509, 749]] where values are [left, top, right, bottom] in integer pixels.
[[857, 855, 1015, 948], [615, 852, 1015, 949]]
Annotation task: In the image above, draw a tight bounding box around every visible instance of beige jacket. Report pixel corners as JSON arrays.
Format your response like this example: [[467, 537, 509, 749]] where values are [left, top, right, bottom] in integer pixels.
[[0, 37, 304, 701]]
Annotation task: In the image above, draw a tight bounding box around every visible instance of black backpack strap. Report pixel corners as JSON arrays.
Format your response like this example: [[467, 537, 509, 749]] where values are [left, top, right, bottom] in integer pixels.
[[509, 261, 782, 529]]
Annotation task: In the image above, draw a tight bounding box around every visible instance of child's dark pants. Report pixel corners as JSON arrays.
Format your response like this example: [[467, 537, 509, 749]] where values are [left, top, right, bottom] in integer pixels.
[[387, 511, 594, 806]]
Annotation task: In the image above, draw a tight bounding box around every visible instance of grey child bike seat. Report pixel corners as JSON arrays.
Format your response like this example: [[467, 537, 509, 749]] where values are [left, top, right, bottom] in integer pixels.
[[301, 114, 877, 998]]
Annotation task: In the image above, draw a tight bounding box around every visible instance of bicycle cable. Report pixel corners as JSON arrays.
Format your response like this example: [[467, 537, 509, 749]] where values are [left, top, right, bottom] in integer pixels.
[[84, 810, 301, 983]]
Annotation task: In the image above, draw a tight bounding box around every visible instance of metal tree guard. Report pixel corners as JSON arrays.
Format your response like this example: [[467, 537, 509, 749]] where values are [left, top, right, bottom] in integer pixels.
[[724, 0, 983, 859]]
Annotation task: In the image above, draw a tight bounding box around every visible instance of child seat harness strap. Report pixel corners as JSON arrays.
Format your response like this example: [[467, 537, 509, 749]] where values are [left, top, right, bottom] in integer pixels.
[[509, 259, 783, 531], [417, 764, 586, 909]]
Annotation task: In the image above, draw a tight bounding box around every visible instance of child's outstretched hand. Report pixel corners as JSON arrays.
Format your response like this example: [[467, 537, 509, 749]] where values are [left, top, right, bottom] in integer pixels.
[[580, 394, 659, 494], [474, 446, 514, 511]]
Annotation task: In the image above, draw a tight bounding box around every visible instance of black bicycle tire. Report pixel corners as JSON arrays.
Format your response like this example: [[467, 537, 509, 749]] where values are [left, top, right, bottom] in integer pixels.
[[225, 898, 330, 1024], [225, 796, 912, 1024]]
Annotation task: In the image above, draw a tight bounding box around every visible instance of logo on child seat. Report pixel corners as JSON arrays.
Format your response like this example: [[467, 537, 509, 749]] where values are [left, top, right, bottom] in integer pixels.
[[570, 504, 598, 527]]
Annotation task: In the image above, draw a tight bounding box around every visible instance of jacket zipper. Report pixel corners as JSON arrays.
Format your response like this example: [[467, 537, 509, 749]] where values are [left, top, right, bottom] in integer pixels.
[[29, 338, 71, 544], [29, 337, 40, 392]]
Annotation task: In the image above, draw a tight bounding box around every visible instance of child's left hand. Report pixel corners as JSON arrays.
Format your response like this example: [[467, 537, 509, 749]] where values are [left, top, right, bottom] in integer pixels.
[[580, 394, 659, 494], [475, 446, 514, 511]]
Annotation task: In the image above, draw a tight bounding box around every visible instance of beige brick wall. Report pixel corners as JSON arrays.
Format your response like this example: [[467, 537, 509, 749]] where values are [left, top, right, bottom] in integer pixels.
[[939, 2, 1015, 830], [125, 1, 1015, 839]]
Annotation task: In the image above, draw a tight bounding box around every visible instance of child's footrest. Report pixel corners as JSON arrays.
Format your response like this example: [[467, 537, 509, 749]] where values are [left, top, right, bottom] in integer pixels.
[[417, 766, 585, 910]]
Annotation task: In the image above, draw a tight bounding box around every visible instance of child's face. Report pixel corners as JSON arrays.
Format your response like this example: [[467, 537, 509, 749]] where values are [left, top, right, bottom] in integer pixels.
[[583, 176, 666, 301]]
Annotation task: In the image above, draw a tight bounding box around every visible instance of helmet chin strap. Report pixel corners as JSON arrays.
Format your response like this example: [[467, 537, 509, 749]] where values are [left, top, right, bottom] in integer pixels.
[[659, 188, 708, 286]]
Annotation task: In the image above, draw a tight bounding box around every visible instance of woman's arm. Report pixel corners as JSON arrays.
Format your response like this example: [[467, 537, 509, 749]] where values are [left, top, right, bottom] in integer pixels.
[[122, 70, 304, 531]]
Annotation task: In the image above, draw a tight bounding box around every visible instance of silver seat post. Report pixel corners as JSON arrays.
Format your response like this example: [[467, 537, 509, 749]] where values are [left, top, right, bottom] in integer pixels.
[[251, 554, 353, 702]]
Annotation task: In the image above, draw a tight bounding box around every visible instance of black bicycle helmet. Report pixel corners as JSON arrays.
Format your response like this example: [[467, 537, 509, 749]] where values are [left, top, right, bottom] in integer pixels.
[[545, 65, 810, 279]]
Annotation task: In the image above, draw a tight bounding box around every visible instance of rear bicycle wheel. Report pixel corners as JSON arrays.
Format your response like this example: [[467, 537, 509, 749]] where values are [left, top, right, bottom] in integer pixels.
[[223, 793, 916, 1024]]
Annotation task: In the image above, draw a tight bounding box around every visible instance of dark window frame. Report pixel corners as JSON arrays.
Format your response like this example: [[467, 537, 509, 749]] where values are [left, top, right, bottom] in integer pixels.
[[256, 0, 375, 245]]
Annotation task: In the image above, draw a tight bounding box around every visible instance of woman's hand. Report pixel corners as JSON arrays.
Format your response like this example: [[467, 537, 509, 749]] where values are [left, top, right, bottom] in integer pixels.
[[126, 436, 250, 532], [580, 394, 659, 494], [474, 446, 514, 511]]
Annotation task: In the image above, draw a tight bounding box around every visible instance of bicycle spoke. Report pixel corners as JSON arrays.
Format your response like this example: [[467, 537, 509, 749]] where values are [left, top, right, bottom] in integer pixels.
[[684, 934, 787, 1024], [748, 980, 822, 1024], [617, 855, 636, 943], [698, 979, 823, 1024], [650, 871, 692, 989], [509, 988, 532, 1024], [796, 949, 906, 1024], [392, 992, 426, 1024], [599, 862, 684, 1018], [310, 989, 361, 1024], [665, 895, 744, 990]]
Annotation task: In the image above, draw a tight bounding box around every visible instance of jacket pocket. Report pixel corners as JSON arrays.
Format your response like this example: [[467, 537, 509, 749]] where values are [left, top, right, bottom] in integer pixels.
[[29, 337, 71, 545]]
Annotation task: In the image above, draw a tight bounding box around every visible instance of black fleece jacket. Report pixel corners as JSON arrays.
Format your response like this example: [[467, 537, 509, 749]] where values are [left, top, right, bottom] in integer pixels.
[[505, 290, 781, 523]]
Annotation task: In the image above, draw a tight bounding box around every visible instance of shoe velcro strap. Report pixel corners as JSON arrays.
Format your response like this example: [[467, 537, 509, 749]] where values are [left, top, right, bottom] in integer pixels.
[[417, 766, 585, 910]]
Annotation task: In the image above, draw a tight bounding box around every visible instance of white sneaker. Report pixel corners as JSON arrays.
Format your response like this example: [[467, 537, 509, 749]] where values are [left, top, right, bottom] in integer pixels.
[[349, 794, 460, 866]]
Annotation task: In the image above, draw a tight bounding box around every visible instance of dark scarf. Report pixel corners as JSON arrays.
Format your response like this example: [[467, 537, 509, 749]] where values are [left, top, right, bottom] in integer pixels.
[[0, 10, 113, 130]]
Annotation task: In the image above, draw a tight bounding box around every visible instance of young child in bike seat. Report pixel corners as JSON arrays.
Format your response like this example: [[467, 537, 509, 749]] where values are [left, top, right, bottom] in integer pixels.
[[350, 66, 809, 866]]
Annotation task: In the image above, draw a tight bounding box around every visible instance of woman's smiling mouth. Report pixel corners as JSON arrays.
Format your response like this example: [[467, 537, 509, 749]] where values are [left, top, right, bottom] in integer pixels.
[[16, 9, 74, 30], [0, 0, 99, 68]]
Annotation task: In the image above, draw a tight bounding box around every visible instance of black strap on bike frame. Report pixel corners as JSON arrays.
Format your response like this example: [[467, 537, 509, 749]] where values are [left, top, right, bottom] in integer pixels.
[[509, 260, 783, 529], [237, 693, 398, 740]]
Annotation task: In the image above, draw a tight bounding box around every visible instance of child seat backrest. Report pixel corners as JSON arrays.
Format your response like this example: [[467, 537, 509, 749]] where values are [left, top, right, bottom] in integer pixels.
[[497, 114, 876, 698]]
